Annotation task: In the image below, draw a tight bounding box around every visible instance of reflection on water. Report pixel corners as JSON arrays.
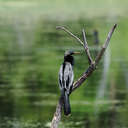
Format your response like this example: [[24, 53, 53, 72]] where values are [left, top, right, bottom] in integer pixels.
[[96, 48, 110, 100], [95, 48, 111, 114], [0, 18, 128, 128]]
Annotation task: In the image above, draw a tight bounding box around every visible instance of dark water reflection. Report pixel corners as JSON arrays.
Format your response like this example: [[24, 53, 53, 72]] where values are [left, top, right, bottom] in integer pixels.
[[0, 19, 128, 128]]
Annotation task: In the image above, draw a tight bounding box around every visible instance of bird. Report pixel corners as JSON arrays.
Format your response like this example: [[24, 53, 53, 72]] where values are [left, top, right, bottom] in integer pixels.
[[58, 50, 80, 116]]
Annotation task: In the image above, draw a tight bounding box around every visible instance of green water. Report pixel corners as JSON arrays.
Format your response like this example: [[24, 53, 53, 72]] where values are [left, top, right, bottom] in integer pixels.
[[0, 0, 128, 128]]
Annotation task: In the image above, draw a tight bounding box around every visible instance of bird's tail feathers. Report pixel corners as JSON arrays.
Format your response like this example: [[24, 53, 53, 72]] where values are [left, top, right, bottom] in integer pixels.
[[63, 91, 71, 116], [60, 88, 65, 100]]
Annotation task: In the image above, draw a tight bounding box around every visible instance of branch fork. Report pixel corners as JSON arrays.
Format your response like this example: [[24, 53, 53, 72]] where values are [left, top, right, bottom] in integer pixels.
[[51, 24, 117, 128]]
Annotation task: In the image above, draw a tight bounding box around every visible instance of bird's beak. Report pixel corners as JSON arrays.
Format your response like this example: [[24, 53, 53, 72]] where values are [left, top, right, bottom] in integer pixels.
[[73, 51, 80, 55]]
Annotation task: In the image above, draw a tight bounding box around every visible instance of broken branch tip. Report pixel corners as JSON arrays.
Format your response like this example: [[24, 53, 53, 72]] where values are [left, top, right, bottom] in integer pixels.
[[56, 26, 64, 30]]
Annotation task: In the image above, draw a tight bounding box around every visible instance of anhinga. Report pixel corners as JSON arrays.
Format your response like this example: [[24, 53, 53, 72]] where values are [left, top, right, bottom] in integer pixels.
[[58, 50, 80, 116]]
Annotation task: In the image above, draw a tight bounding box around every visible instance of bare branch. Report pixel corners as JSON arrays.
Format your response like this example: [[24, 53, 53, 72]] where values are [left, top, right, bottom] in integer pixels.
[[72, 64, 95, 91], [72, 24, 117, 91], [82, 29, 93, 65], [56, 26, 84, 46], [51, 99, 62, 128], [95, 24, 117, 65]]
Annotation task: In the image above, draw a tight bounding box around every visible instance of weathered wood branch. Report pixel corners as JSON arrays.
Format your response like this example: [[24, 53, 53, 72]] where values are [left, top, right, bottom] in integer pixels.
[[82, 29, 93, 65], [95, 24, 117, 65], [51, 99, 63, 128], [51, 24, 117, 128], [56, 26, 84, 46], [72, 24, 117, 91]]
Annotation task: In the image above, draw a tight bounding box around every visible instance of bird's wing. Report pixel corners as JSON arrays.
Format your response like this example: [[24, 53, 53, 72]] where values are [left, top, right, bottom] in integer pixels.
[[59, 62, 74, 93], [58, 64, 63, 90], [64, 62, 74, 93]]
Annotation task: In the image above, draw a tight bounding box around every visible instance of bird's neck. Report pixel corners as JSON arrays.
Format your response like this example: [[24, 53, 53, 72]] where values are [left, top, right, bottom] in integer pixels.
[[64, 55, 74, 66]]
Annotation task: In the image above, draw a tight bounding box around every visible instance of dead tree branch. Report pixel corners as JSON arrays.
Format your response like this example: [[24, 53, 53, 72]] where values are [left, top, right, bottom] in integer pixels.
[[51, 24, 117, 128], [51, 99, 62, 128], [82, 29, 93, 65], [56, 26, 84, 46], [95, 24, 117, 65]]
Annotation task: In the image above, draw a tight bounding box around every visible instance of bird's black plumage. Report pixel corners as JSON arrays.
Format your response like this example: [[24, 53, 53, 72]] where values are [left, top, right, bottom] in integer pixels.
[[59, 51, 78, 116]]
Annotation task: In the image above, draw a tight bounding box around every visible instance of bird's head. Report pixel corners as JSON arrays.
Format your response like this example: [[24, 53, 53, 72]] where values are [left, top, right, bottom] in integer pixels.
[[64, 50, 80, 65], [64, 50, 80, 57]]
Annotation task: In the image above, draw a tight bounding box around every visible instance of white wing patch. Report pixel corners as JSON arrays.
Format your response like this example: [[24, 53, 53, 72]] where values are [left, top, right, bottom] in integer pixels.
[[58, 65, 63, 89], [58, 62, 74, 94], [64, 63, 74, 90]]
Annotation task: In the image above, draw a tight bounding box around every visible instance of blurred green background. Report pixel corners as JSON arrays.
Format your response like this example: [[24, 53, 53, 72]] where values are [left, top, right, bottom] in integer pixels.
[[0, 0, 128, 128]]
